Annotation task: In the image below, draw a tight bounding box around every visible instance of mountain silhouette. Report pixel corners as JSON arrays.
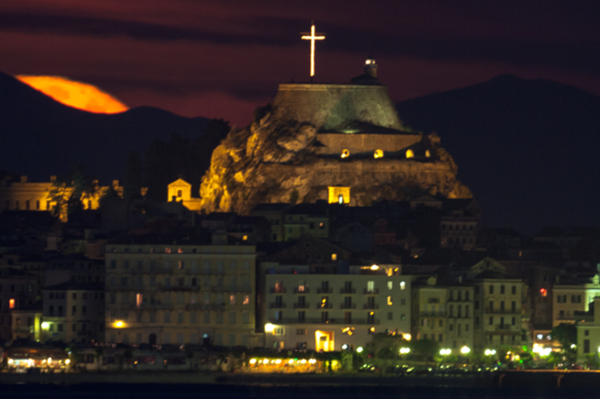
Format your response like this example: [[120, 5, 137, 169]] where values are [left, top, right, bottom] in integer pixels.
[[0, 71, 212, 183], [397, 74, 600, 234]]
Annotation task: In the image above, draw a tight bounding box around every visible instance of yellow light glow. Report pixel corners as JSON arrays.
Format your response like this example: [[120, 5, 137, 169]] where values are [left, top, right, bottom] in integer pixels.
[[65, 359, 70, 365], [113, 320, 125, 328], [460, 346, 470, 354], [356, 347, 363, 353], [387, 296, 393, 305], [242, 235, 248, 241], [374, 149, 384, 159], [289, 359, 294, 364], [332, 253, 337, 261], [370, 265, 379, 270], [406, 149, 414, 159], [275, 359, 282, 364], [250, 359, 257, 364], [16, 75, 128, 114], [41, 322, 50, 329], [300, 24, 326, 77], [263, 358, 269, 364], [425, 150, 431, 157], [341, 149, 350, 158], [265, 323, 274, 333], [301, 359, 307, 364], [403, 334, 411, 341], [369, 327, 375, 333]]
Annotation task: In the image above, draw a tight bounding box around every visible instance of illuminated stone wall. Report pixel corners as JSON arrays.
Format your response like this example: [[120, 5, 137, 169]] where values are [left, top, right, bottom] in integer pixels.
[[272, 84, 404, 131], [316, 133, 422, 156]]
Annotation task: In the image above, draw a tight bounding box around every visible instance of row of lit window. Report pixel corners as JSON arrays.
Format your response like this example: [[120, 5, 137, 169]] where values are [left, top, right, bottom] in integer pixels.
[[109, 246, 253, 254], [109, 259, 252, 272], [108, 292, 250, 306]]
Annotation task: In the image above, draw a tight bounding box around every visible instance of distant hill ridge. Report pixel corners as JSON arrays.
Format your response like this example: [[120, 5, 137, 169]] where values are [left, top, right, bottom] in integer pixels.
[[397, 74, 600, 233], [0, 71, 211, 183]]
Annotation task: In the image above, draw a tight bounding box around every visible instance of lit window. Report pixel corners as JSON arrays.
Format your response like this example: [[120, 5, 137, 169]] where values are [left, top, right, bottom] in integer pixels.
[[540, 288, 547, 297], [230, 295, 236, 305], [9, 299, 15, 309], [400, 281, 406, 290], [406, 149, 414, 159], [387, 281, 393, 290], [136, 293, 143, 307], [177, 248, 183, 254], [331, 253, 337, 261], [387, 296, 393, 305], [374, 149, 384, 159], [242, 235, 248, 241], [165, 248, 171, 254], [243, 295, 250, 305], [425, 150, 431, 157]]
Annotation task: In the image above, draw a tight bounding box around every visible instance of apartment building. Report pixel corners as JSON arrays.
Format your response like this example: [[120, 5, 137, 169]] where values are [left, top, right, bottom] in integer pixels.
[[264, 271, 411, 351], [446, 284, 475, 350], [553, 274, 600, 327], [411, 277, 447, 345], [41, 282, 104, 343], [575, 297, 600, 361], [0, 267, 39, 341], [473, 274, 525, 349], [104, 230, 259, 348]]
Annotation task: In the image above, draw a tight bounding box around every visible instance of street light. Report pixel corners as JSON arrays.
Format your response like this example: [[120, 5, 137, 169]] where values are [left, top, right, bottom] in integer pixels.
[[439, 349, 451, 355], [460, 346, 471, 354], [484, 349, 496, 356], [400, 347, 410, 354], [357, 347, 364, 353]]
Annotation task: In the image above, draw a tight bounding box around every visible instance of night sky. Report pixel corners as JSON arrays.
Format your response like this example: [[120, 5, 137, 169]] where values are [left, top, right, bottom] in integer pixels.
[[1, 0, 599, 127]]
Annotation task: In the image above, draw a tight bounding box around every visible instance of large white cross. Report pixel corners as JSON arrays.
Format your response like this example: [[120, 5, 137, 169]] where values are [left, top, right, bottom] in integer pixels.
[[301, 23, 325, 78]]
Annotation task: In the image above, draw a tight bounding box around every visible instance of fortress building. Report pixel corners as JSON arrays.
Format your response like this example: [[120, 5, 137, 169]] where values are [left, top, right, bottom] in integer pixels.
[[197, 57, 470, 214]]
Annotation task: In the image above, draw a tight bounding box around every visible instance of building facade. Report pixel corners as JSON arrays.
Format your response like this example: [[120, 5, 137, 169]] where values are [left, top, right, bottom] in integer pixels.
[[264, 273, 412, 351], [104, 232, 259, 348]]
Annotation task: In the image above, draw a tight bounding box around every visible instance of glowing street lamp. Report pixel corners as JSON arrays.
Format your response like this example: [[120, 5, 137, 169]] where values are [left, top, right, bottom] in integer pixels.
[[439, 349, 451, 355], [484, 349, 497, 356], [399, 347, 410, 354], [356, 346, 364, 353], [460, 346, 471, 354]]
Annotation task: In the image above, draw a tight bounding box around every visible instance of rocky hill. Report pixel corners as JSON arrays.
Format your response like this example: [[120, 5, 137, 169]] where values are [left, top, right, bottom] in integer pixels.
[[199, 100, 471, 214]]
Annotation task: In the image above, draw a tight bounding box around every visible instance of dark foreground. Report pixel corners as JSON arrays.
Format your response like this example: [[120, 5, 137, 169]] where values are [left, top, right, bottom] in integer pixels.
[[0, 381, 599, 399]]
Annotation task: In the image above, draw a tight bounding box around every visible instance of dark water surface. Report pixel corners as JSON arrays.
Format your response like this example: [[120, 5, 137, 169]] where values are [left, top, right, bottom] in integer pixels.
[[0, 383, 598, 399]]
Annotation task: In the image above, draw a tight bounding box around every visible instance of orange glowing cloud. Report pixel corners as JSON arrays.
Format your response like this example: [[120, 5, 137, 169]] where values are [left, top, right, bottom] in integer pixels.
[[16, 75, 128, 114]]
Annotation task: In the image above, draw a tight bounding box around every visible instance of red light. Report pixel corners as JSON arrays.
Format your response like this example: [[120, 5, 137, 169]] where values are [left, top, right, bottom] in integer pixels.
[[540, 288, 547, 297]]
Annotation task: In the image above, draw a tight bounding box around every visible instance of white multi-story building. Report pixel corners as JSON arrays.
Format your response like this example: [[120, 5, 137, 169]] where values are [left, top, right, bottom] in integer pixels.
[[104, 231, 260, 348], [264, 270, 412, 351]]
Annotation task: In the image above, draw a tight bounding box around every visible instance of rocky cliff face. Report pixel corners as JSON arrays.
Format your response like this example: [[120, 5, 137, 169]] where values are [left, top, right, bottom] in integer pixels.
[[199, 104, 471, 214]]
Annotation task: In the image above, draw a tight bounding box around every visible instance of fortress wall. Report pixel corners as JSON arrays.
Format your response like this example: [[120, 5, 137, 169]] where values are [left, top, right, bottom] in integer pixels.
[[272, 84, 403, 130], [316, 133, 422, 155]]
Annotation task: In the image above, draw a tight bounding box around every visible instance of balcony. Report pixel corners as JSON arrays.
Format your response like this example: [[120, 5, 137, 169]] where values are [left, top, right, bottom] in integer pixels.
[[364, 288, 379, 295], [317, 288, 333, 294], [132, 302, 174, 310], [294, 287, 310, 294], [340, 288, 356, 294], [269, 302, 286, 309], [270, 287, 286, 294], [364, 304, 379, 310], [185, 303, 225, 311], [268, 317, 380, 325], [211, 286, 252, 293], [420, 311, 447, 317], [341, 303, 356, 309], [484, 308, 519, 314], [293, 303, 310, 309]]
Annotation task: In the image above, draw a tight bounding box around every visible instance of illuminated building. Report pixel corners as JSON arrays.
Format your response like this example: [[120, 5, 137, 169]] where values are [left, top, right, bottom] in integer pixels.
[[167, 178, 202, 211], [104, 230, 259, 347], [471, 258, 527, 350], [575, 297, 600, 361], [262, 271, 411, 351], [0, 175, 123, 221], [327, 187, 350, 205], [553, 274, 600, 327]]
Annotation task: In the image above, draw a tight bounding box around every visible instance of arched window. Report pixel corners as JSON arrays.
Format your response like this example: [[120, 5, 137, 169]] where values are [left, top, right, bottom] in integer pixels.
[[338, 194, 344, 204], [406, 149, 414, 159], [341, 149, 350, 158], [374, 149, 384, 159], [425, 150, 431, 157]]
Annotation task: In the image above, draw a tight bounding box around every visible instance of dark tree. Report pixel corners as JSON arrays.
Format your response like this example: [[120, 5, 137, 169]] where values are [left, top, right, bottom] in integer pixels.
[[144, 119, 229, 200], [123, 150, 143, 199], [551, 323, 577, 352]]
